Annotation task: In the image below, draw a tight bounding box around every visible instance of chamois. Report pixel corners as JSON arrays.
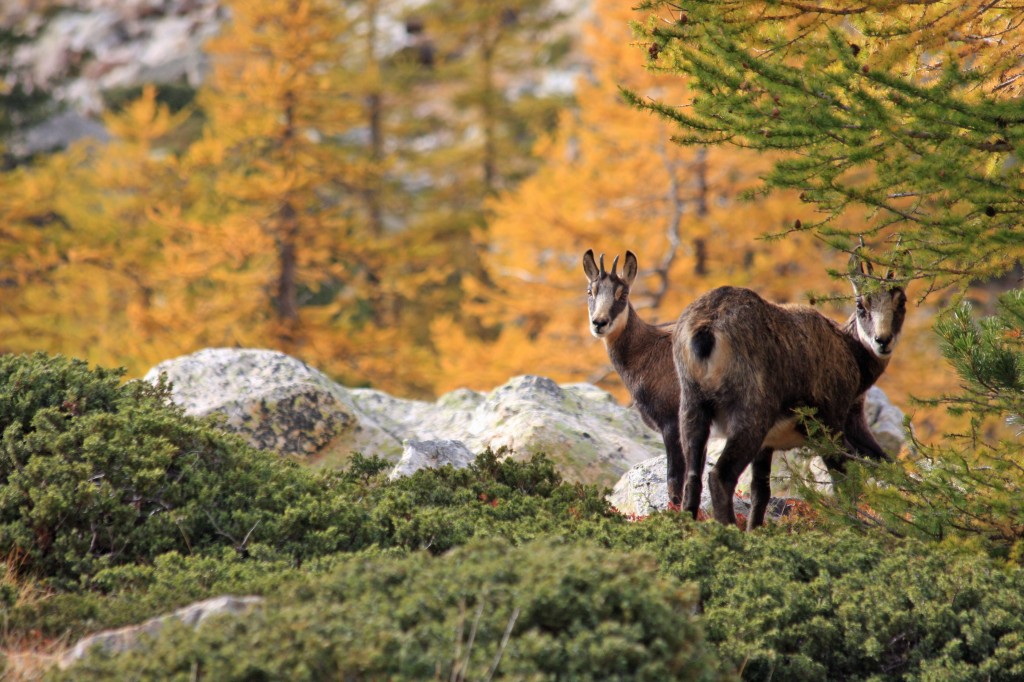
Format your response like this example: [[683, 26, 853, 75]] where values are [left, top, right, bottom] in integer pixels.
[[583, 249, 686, 506], [673, 255, 907, 529]]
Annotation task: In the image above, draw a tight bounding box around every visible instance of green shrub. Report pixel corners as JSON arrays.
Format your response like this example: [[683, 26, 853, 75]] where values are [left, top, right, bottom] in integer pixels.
[[54, 539, 729, 682], [0, 353, 621, 587], [0, 353, 366, 584], [594, 516, 1024, 681]]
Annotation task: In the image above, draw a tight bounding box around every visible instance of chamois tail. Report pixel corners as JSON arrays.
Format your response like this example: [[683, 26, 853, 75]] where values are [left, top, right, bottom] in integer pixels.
[[690, 326, 716, 360]]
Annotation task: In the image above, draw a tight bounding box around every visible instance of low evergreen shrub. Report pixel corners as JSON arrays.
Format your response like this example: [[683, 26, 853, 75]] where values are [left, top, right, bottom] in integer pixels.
[[55, 538, 728, 682], [596, 516, 1024, 681], [0, 353, 364, 584], [5, 354, 1024, 680]]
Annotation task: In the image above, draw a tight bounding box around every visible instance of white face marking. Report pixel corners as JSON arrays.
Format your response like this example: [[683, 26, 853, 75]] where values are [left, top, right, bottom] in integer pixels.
[[855, 291, 902, 359], [588, 279, 628, 339]]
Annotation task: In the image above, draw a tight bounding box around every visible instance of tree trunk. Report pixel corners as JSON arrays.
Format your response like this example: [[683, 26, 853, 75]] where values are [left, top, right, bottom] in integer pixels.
[[364, 0, 385, 235], [275, 201, 300, 326], [693, 147, 709, 277]]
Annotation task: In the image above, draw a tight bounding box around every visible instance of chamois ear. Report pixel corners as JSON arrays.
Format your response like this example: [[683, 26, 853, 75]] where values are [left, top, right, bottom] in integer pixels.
[[583, 249, 600, 281], [622, 251, 639, 288]]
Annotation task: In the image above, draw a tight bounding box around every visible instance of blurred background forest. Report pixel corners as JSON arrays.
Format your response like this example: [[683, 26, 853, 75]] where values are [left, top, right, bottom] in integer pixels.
[[0, 0, 1015, 443]]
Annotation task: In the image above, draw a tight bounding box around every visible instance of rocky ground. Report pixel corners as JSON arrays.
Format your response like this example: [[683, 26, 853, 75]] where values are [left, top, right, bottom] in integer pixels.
[[145, 347, 907, 515]]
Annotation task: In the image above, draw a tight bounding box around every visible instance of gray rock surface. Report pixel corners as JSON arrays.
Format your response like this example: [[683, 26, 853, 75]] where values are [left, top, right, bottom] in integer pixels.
[[146, 348, 906, 498], [608, 387, 906, 517], [145, 348, 374, 458], [59, 595, 263, 669], [145, 348, 663, 486], [389, 439, 476, 480], [7, 0, 224, 115]]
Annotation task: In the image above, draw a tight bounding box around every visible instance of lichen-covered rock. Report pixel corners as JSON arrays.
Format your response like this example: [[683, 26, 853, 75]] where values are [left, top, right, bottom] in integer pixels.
[[143, 348, 394, 458], [146, 350, 662, 486], [146, 349, 906, 494], [59, 596, 263, 669], [389, 439, 476, 480], [608, 387, 906, 517], [863, 385, 907, 454], [349, 376, 665, 486]]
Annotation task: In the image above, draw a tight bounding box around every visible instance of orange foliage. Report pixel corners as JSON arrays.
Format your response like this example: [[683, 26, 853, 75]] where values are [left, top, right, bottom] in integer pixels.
[[434, 0, 963, 442]]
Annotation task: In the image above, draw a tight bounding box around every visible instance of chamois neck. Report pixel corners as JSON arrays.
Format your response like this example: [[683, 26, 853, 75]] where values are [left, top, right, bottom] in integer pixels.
[[842, 314, 890, 391], [604, 305, 666, 373]]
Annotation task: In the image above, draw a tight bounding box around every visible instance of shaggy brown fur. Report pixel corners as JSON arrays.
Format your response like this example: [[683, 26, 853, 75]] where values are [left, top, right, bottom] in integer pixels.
[[674, 265, 906, 529]]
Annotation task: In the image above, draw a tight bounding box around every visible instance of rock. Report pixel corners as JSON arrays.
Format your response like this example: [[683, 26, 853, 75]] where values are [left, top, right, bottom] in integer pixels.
[[863, 385, 907, 454], [143, 348, 394, 458], [347, 375, 667, 486], [8, 0, 225, 115], [7, 110, 110, 157], [59, 595, 263, 669], [146, 349, 662, 487], [146, 348, 906, 494], [608, 387, 906, 518], [389, 439, 476, 480]]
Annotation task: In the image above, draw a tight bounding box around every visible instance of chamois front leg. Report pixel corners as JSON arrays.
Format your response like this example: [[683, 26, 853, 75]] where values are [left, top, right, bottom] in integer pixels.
[[661, 420, 685, 508], [843, 399, 892, 462], [679, 400, 712, 519]]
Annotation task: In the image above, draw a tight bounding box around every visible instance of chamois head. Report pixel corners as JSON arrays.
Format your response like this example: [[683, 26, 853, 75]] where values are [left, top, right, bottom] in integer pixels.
[[582, 249, 638, 340], [849, 254, 907, 360]]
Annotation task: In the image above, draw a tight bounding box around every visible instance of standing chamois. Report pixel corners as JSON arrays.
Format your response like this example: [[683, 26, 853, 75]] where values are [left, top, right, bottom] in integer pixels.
[[673, 254, 907, 529], [583, 249, 687, 506]]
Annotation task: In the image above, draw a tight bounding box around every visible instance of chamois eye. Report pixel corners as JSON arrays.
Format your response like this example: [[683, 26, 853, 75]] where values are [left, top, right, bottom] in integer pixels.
[[856, 301, 867, 317], [587, 287, 593, 298]]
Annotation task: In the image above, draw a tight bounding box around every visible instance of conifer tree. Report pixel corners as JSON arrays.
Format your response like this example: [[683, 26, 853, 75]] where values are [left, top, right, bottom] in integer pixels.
[[0, 87, 187, 371], [175, 0, 446, 393], [631, 0, 1024, 288], [433, 0, 906, 398], [632, 0, 1024, 546], [422, 0, 571, 196]]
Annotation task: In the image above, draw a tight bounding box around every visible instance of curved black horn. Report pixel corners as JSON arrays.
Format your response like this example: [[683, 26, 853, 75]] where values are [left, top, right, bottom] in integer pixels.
[[886, 235, 905, 280], [598, 253, 606, 275], [611, 254, 620, 278]]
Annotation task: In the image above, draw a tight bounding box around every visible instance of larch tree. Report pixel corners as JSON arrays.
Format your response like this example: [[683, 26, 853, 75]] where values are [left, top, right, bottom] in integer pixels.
[[405, 0, 576, 317], [171, 0, 450, 394], [422, 0, 571, 197], [186, 0, 357, 344], [0, 87, 189, 373], [632, 0, 1024, 288], [633, 0, 1024, 545], [432, 0, 882, 399]]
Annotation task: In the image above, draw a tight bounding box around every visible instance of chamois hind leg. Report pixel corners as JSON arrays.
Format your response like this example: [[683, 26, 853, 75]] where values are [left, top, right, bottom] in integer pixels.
[[747, 447, 774, 530], [679, 399, 713, 520], [661, 420, 685, 508], [708, 430, 764, 527]]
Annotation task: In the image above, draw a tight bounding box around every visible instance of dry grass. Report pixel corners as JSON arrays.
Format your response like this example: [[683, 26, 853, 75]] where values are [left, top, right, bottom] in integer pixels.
[[1, 554, 68, 681]]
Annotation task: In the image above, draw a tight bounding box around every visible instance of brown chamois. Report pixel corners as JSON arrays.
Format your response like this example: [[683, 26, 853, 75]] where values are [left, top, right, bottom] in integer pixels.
[[673, 254, 907, 529], [583, 249, 686, 506]]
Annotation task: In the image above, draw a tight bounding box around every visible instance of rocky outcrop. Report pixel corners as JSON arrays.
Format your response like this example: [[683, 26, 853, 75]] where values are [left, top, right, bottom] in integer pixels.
[[5, 0, 224, 116], [145, 348, 906, 501], [59, 595, 263, 669], [144, 348, 369, 458], [389, 439, 476, 480], [145, 348, 663, 487]]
